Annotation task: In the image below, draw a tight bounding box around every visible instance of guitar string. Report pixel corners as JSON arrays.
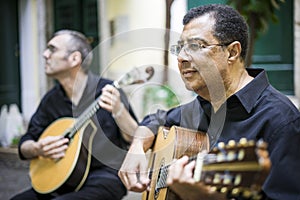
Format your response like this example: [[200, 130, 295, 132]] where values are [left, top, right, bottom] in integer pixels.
[[63, 66, 153, 139], [65, 99, 101, 139], [155, 154, 218, 189], [63, 72, 128, 139]]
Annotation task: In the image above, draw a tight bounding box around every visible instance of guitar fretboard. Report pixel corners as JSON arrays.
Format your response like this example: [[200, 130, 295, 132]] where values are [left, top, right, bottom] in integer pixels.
[[64, 98, 101, 139]]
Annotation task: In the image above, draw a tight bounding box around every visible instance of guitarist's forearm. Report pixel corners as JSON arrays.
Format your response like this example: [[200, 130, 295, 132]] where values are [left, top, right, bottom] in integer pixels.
[[131, 126, 155, 152], [113, 104, 138, 143], [20, 140, 40, 159]]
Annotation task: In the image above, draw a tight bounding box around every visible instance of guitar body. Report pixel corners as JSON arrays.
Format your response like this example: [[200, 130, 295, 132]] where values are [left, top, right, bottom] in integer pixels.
[[27, 67, 155, 195], [142, 126, 209, 200], [29, 117, 97, 194]]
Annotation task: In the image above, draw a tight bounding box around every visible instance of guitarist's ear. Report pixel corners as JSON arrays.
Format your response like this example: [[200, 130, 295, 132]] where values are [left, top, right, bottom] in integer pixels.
[[68, 51, 82, 67], [227, 41, 241, 65]]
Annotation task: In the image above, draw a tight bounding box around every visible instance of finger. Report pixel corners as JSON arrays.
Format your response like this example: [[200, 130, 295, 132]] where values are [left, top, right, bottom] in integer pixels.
[[102, 84, 114, 92], [105, 85, 121, 100], [38, 136, 59, 151], [181, 160, 196, 183], [119, 160, 141, 191], [42, 137, 69, 152], [50, 151, 66, 160], [99, 96, 113, 108], [168, 166, 182, 184], [98, 101, 110, 110], [167, 160, 177, 184], [120, 170, 147, 192], [172, 156, 189, 181], [118, 170, 129, 188], [139, 157, 150, 185], [100, 92, 113, 103], [125, 170, 139, 188], [46, 143, 69, 157], [101, 84, 115, 96], [40, 135, 62, 145]]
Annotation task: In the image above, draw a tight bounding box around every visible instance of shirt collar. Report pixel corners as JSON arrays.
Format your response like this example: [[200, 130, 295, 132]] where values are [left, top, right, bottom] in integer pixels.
[[233, 68, 270, 113], [197, 68, 270, 115]]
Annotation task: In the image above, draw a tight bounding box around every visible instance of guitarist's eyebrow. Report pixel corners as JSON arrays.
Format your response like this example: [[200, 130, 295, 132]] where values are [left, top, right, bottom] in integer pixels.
[[46, 44, 58, 53]]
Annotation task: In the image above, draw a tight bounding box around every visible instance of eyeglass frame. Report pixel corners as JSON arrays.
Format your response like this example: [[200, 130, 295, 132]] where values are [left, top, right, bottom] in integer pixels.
[[45, 44, 77, 58], [170, 38, 232, 56]]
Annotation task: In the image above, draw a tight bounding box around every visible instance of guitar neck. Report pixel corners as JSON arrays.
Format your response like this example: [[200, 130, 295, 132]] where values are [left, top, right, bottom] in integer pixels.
[[63, 66, 155, 140], [154, 139, 270, 199], [64, 97, 101, 139], [64, 79, 122, 139]]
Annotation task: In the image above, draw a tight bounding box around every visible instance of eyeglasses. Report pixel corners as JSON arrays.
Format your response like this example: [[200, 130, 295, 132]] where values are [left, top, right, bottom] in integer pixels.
[[170, 41, 231, 56]]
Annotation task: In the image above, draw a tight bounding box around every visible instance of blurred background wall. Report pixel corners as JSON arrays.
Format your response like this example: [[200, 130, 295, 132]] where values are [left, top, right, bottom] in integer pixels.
[[0, 0, 299, 136]]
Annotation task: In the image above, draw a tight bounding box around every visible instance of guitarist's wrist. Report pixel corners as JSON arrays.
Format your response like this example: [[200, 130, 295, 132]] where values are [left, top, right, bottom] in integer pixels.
[[112, 103, 124, 118], [131, 126, 155, 152], [20, 140, 40, 159]]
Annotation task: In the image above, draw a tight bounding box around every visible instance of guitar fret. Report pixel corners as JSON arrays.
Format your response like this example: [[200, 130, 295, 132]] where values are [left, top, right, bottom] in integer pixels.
[[66, 100, 100, 139], [156, 165, 169, 189], [30, 66, 155, 194], [145, 127, 270, 200]]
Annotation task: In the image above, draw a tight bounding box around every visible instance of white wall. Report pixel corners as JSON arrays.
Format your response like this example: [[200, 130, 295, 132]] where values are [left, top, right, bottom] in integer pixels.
[[104, 0, 166, 75], [19, 0, 48, 122], [98, 0, 194, 119], [19, 0, 298, 124], [99, 0, 166, 119]]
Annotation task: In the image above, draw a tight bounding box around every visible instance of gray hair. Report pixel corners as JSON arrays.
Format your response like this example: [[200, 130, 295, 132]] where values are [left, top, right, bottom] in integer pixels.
[[53, 29, 93, 73]]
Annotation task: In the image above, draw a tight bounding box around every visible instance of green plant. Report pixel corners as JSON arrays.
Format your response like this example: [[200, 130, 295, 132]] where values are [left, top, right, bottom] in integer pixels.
[[227, 0, 285, 66], [143, 85, 180, 116]]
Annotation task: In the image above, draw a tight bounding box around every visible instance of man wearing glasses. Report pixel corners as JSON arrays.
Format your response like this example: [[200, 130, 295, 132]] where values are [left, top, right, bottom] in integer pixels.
[[118, 4, 300, 200], [11, 30, 138, 200]]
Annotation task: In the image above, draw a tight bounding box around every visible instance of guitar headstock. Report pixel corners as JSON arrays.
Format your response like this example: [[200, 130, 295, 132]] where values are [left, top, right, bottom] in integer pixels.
[[194, 138, 271, 199], [113, 66, 154, 88]]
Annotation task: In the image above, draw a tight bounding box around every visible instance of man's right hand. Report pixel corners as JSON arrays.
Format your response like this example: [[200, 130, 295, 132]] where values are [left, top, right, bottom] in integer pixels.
[[20, 136, 69, 160], [35, 136, 69, 160], [118, 139, 150, 192]]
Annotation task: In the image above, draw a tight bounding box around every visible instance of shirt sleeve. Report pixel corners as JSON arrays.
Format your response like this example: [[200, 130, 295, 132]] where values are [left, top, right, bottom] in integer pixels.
[[139, 106, 184, 135], [140, 98, 203, 135], [18, 100, 52, 160], [17, 87, 68, 160], [262, 116, 300, 200]]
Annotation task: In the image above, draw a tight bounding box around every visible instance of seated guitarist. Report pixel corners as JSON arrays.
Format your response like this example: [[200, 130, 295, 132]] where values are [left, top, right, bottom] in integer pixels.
[[11, 30, 138, 200], [118, 4, 300, 200]]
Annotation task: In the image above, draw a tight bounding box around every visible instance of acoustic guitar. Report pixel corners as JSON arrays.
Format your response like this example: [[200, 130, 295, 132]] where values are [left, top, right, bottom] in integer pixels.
[[30, 66, 154, 194], [143, 126, 271, 200]]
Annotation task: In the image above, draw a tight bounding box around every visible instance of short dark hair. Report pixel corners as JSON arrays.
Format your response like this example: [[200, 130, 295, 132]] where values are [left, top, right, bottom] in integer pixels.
[[53, 29, 93, 73], [183, 4, 249, 61]]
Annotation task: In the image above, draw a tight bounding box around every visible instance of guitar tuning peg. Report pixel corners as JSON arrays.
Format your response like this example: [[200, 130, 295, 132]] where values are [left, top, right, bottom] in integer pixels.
[[233, 174, 242, 186], [223, 174, 232, 185], [252, 194, 264, 200], [237, 149, 245, 160], [239, 138, 248, 146], [209, 186, 218, 193], [218, 142, 225, 149], [220, 187, 228, 194], [226, 150, 236, 161], [242, 189, 252, 199], [227, 140, 236, 148], [256, 139, 268, 149], [231, 188, 241, 196], [213, 173, 221, 184]]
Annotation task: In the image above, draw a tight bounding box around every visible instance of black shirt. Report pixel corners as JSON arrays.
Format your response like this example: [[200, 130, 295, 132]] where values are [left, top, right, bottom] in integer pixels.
[[141, 68, 300, 200], [18, 72, 137, 197]]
